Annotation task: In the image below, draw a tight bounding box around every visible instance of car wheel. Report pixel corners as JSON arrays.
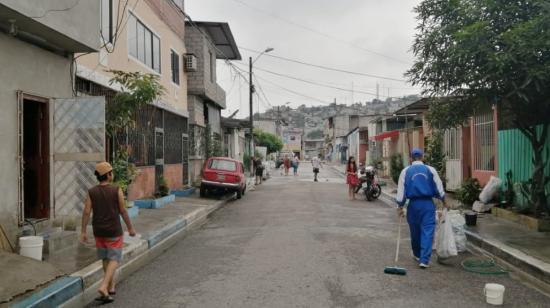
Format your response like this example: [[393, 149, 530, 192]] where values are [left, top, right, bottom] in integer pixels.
[[236, 188, 242, 199], [200, 184, 207, 198]]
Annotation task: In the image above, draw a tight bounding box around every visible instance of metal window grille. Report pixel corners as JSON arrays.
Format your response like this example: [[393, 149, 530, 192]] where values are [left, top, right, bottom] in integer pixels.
[[474, 112, 495, 171], [164, 111, 187, 164], [444, 128, 461, 160]]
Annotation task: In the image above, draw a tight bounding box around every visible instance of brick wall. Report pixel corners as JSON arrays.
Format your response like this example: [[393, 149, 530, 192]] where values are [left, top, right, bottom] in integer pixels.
[[185, 26, 226, 108]]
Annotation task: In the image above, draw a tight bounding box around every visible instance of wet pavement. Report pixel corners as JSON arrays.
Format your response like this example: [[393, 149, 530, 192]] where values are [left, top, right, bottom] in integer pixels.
[[88, 165, 549, 307]]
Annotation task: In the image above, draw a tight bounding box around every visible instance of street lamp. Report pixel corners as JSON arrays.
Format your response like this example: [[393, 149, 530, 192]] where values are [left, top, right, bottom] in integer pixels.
[[249, 47, 274, 130]]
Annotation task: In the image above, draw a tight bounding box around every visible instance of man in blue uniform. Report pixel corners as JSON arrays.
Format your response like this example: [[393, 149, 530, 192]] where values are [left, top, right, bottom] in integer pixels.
[[396, 148, 447, 268]]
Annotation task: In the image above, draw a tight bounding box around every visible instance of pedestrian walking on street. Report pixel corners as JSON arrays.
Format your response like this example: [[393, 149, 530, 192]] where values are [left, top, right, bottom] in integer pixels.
[[292, 156, 300, 176], [283, 155, 291, 176], [396, 148, 447, 269], [80, 162, 137, 304], [311, 154, 322, 182], [346, 156, 358, 200], [255, 158, 264, 185]]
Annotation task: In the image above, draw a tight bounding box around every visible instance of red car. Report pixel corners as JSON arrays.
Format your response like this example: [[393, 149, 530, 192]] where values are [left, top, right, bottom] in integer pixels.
[[200, 157, 247, 199]]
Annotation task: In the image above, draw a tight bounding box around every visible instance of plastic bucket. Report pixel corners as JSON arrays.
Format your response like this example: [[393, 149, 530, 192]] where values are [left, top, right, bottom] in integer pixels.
[[484, 283, 505, 305], [19, 236, 44, 261], [465, 212, 478, 226]]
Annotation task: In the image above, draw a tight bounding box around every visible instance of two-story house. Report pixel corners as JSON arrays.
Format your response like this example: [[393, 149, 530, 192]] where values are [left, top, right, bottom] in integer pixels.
[[0, 0, 100, 248], [76, 0, 190, 200], [185, 21, 241, 183]]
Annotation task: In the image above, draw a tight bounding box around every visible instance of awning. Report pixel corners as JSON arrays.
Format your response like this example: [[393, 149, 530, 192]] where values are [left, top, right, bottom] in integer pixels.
[[371, 130, 399, 141]]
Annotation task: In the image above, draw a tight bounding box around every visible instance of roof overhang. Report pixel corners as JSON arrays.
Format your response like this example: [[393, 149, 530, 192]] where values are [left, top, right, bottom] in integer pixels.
[[0, 4, 97, 53], [370, 130, 400, 141], [393, 98, 431, 116], [187, 21, 242, 60]]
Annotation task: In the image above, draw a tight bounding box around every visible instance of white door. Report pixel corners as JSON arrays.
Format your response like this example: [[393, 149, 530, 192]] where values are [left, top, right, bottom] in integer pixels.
[[53, 97, 105, 216], [444, 128, 463, 191]]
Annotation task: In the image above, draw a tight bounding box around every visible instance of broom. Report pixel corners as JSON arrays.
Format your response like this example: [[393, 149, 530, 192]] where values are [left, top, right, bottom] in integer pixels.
[[384, 215, 407, 275]]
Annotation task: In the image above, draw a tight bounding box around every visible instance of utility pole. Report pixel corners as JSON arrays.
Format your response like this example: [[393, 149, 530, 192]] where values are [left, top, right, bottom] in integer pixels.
[[249, 56, 254, 130]]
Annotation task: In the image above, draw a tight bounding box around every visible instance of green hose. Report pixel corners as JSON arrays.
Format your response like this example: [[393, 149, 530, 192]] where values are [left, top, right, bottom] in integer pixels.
[[461, 257, 508, 275]]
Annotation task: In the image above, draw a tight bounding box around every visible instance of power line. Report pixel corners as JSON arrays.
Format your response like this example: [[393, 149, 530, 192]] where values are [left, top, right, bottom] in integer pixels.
[[240, 47, 407, 82], [229, 0, 411, 65], [252, 74, 274, 108], [245, 64, 392, 98], [254, 75, 334, 105]]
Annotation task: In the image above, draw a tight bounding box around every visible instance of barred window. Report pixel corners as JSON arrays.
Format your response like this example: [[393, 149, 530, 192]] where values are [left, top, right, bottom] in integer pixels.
[[473, 112, 495, 171], [164, 111, 187, 164]]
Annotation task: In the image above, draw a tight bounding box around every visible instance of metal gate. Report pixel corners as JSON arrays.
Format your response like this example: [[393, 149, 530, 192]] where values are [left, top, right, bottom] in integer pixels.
[[444, 127, 463, 191], [154, 128, 164, 190], [53, 97, 105, 216], [182, 133, 189, 185]]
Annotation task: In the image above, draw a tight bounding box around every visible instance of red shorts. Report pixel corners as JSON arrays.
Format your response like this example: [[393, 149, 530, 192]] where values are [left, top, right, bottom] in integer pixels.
[[95, 236, 123, 262]]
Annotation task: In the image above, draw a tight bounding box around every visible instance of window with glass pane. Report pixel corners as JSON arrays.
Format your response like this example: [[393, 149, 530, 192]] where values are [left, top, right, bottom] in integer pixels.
[[128, 14, 137, 57], [137, 23, 145, 62], [128, 13, 160, 73], [171, 50, 180, 84], [145, 32, 152, 68], [153, 36, 160, 73]]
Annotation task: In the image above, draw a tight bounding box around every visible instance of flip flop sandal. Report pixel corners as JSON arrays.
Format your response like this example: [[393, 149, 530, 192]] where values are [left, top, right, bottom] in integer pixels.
[[109, 291, 116, 295], [95, 295, 115, 304]]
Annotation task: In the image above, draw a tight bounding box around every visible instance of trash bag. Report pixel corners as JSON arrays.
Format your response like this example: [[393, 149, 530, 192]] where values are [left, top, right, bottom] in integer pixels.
[[436, 209, 458, 259], [479, 176, 502, 203], [447, 210, 467, 252]]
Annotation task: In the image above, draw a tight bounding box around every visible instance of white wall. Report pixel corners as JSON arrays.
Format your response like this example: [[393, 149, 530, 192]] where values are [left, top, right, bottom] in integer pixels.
[[0, 33, 73, 245]]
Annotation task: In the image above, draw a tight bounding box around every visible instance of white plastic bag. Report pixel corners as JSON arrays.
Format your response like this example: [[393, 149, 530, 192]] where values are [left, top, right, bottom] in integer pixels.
[[436, 209, 458, 258], [447, 210, 467, 252], [479, 176, 502, 203]]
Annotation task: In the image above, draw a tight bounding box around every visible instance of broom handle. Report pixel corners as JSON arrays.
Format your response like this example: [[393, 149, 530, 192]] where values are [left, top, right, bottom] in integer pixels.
[[395, 216, 402, 264]]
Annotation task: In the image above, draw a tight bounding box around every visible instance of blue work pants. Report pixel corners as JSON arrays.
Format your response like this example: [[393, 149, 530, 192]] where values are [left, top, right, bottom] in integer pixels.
[[406, 198, 436, 264]]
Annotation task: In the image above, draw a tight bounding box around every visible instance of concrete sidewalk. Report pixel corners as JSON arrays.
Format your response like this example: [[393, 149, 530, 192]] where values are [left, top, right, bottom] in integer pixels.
[[330, 163, 550, 292], [6, 192, 231, 308]]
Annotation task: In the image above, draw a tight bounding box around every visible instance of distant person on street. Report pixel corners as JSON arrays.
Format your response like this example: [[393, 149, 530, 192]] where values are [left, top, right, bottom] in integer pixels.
[[255, 158, 264, 185], [292, 156, 300, 176], [346, 156, 358, 200], [311, 154, 322, 182], [396, 148, 447, 269], [283, 155, 291, 176], [80, 162, 136, 304]]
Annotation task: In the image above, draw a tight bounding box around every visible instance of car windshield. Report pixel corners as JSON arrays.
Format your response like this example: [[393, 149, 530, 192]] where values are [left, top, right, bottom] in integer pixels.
[[209, 159, 237, 172]]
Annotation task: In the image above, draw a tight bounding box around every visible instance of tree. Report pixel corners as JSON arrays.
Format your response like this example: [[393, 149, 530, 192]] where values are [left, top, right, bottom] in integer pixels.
[[107, 70, 165, 138], [407, 0, 550, 216], [253, 129, 283, 154]]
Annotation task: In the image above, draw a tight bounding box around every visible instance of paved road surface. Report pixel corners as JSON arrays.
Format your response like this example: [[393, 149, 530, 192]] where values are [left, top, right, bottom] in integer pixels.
[[89, 165, 549, 307]]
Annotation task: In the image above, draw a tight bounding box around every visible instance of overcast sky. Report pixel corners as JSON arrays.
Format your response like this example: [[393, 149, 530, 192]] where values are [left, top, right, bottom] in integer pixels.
[[186, 0, 423, 118]]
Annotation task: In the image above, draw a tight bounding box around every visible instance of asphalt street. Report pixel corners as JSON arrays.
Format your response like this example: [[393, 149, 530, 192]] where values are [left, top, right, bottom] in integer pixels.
[[89, 165, 549, 308]]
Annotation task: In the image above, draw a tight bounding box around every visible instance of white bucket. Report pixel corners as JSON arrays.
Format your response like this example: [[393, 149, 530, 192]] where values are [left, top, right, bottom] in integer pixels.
[[19, 236, 44, 261], [484, 283, 505, 305]]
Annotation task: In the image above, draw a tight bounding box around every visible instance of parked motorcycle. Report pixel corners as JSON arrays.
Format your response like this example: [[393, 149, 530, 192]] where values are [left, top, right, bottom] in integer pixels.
[[355, 165, 381, 201]]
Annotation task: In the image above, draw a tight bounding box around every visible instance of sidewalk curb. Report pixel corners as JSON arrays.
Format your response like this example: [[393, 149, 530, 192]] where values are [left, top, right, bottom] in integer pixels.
[[464, 230, 550, 287], [12, 198, 229, 308], [10, 277, 82, 308], [377, 189, 550, 293]]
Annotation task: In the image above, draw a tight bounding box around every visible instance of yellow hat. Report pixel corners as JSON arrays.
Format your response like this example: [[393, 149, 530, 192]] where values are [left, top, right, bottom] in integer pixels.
[[95, 162, 113, 176]]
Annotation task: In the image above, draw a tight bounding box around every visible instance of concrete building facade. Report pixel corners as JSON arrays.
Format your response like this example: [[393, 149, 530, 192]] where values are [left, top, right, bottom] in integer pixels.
[[0, 0, 100, 247], [185, 21, 241, 184], [76, 0, 190, 200]]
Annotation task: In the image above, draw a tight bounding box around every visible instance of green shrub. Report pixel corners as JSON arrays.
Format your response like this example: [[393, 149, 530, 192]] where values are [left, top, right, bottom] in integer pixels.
[[390, 153, 404, 184], [456, 178, 481, 206], [155, 176, 170, 198]]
